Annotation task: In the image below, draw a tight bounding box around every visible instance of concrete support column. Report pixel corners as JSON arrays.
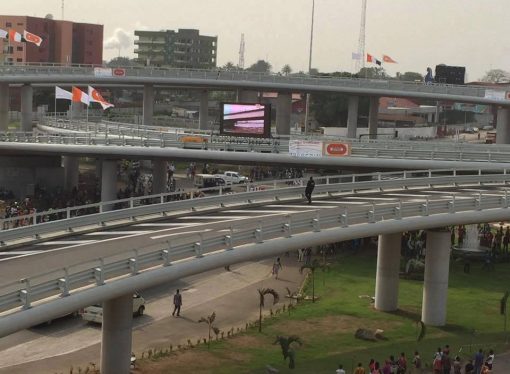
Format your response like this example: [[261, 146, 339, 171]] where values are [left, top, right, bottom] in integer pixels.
[[100, 294, 133, 374], [276, 92, 292, 136], [368, 96, 379, 139], [101, 160, 117, 211], [199, 90, 209, 130], [143, 84, 154, 127], [0, 83, 9, 132], [152, 159, 167, 195], [21, 84, 33, 132], [374, 233, 401, 311], [347, 95, 359, 139], [496, 107, 510, 144], [63, 156, 79, 192], [237, 90, 259, 103], [422, 228, 451, 326]]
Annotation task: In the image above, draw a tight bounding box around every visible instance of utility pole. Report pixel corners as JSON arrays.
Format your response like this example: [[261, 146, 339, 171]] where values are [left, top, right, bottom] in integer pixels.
[[355, 0, 367, 73], [238, 34, 245, 69], [304, 0, 315, 135]]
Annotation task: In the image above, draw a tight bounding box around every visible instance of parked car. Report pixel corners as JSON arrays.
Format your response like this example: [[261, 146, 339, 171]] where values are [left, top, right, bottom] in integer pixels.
[[222, 171, 248, 184], [194, 174, 229, 188], [80, 293, 145, 324]]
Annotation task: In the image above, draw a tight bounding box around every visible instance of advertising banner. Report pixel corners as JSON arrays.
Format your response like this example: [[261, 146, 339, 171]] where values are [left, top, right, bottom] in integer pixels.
[[484, 89, 507, 101], [113, 68, 126, 77], [323, 142, 351, 157], [289, 140, 323, 158], [94, 67, 113, 77]]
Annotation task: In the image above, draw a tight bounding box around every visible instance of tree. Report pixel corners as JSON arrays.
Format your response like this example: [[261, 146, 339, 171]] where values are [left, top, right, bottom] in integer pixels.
[[274, 335, 303, 369], [198, 312, 220, 348], [258, 288, 279, 332], [221, 61, 236, 71], [482, 69, 510, 83], [398, 71, 424, 82], [300, 259, 328, 303], [356, 67, 388, 79], [106, 56, 139, 67], [247, 60, 272, 73], [281, 64, 292, 76]]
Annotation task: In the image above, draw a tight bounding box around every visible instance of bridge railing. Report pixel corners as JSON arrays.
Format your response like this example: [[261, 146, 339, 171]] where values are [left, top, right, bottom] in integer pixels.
[[0, 173, 508, 315], [0, 168, 508, 244], [0, 63, 490, 99]]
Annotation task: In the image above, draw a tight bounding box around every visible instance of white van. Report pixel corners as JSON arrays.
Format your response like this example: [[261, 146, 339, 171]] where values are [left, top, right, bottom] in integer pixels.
[[222, 171, 248, 184], [80, 294, 145, 323]]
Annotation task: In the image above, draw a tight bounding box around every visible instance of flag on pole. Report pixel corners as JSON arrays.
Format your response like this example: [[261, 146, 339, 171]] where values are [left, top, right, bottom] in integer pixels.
[[88, 86, 114, 110], [23, 30, 43, 47], [351, 52, 362, 61], [0, 29, 7, 39], [383, 54, 397, 63], [8, 29, 22, 43], [72, 87, 90, 105], [55, 86, 72, 100], [375, 59, 382, 66], [366, 53, 374, 63]]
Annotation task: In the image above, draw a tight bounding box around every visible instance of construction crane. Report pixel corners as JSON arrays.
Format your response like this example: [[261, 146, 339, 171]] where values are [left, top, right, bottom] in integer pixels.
[[238, 34, 245, 69], [355, 0, 367, 73]]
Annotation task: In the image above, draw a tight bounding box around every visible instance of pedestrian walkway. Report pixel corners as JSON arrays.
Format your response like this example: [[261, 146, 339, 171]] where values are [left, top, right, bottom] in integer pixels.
[[0, 255, 305, 373]]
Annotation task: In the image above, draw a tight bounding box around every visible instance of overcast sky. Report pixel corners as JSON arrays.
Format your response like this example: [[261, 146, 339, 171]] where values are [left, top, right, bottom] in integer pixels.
[[3, 0, 509, 80]]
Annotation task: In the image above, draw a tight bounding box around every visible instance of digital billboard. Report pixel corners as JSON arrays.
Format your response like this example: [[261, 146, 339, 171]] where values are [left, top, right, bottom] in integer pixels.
[[219, 103, 271, 137]]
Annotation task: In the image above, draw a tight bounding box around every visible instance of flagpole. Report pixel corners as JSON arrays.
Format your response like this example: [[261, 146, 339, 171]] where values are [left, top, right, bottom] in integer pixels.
[[304, 0, 315, 136]]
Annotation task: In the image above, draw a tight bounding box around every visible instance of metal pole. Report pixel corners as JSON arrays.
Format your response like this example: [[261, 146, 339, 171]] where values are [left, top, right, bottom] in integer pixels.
[[304, 0, 315, 135]]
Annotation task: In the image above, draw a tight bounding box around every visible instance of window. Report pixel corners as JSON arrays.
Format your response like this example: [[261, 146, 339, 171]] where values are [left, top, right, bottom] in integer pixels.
[[7, 46, 13, 54], [17, 46, 23, 52], [6, 22, 12, 27], [17, 22, 23, 26], [17, 58, 22, 62]]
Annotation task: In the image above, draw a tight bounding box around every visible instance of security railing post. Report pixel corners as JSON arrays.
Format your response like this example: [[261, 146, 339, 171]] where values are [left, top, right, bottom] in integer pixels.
[[20, 278, 31, 309], [58, 267, 70, 297]]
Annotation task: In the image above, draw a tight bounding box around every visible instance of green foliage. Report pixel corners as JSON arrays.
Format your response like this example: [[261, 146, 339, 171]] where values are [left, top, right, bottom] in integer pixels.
[[106, 56, 140, 67], [398, 71, 424, 82], [247, 60, 272, 73], [281, 64, 293, 76], [356, 67, 388, 79], [274, 335, 303, 369], [482, 69, 510, 83], [258, 288, 280, 332]]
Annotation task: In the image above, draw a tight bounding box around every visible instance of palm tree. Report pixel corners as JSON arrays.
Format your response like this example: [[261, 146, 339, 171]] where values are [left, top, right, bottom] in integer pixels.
[[281, 64, 292, 76], [300, 259, 328, 303], [198, 312, 220, 348], [258, 288, 279, 332], [221, 61, 236, 71], [274, 335, 303, 369]]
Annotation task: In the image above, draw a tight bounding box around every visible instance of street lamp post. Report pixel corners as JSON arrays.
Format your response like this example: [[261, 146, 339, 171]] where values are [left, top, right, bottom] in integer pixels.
[[304, 0, 315, 135]]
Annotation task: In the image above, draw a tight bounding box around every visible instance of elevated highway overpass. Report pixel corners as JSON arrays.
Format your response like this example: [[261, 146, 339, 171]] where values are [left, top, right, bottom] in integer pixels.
[[0, 169, 510, 373]]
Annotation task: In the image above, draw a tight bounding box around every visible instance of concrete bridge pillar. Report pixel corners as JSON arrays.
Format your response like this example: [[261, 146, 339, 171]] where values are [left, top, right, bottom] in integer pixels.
[[199, 90, 209, 130], [374, 233, 401, 311], [347, 95, 359, 139], [100, 294, 133, 374], [21, 84, 33, 132], [143, 84, 154, 127], [0, 83, 8, 132], [237, 90, 259, 103], [101, 160, 117, 211], [276, 92, 292, 136], [63, 156, 80, 192], [368, 96, 379, 139], [152, 159, 167, 195], [496, 107, 510, 144], [421, 228, 451, 326]]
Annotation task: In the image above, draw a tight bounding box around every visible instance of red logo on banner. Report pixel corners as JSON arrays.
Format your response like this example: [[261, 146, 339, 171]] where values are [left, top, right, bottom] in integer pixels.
[[506, 92, 510, 101], [113, 68, 126, 77], [324, 142, 350, 157]]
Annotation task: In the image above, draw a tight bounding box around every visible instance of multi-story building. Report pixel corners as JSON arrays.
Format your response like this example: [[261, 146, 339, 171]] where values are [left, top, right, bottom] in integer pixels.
[[0, 15, 103, 65], [134, 28, 217, 69]]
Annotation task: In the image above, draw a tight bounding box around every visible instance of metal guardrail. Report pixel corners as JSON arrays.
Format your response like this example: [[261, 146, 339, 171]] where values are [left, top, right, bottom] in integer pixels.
[[0, 170, 509, 315], [0, 168, 508, 244], [0, 64, 497, 103]]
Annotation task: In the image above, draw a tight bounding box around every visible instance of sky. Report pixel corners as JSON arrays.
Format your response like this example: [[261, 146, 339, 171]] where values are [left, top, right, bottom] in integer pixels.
[[3, 0, 509, 81]]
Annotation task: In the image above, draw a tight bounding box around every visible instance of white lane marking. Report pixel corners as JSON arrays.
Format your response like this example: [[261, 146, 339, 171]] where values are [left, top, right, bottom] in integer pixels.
[[177, 216, 254, 220], [133, 223, 201, 227], [0, 251, 42, 256], [338, 197, 399, 201], [151, 229, 211, 240], [264, 204, 338, 209], [35, 240, 97, 246], [84, 231, 152, 236]]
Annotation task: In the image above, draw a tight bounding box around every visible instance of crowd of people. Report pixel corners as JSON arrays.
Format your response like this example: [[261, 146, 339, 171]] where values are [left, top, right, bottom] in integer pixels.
[[335, 345, 495, 374]]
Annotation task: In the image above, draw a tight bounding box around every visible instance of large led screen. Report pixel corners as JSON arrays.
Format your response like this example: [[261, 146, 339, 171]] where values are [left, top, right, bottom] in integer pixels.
[[219, 103, 271, 137]]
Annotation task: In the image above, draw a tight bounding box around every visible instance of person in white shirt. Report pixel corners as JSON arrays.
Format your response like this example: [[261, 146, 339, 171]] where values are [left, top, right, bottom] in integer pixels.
[[335, 364, 346, 374]]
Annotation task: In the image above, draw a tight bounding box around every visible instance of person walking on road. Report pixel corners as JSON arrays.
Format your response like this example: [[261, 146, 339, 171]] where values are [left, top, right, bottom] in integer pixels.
[[305, 176, 315, 204], [272, 257, 283, 279], [172, 289, 182, 317], [474, 349, 484, 374]]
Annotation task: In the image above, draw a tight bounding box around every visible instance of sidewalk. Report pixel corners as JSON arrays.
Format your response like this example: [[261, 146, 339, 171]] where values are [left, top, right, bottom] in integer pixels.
[[0, 255, 304, 374]]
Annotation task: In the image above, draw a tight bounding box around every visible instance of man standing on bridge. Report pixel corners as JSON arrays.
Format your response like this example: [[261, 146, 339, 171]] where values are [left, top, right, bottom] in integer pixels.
[[172, 289, 182, 317], [305, 177, 315, 204]]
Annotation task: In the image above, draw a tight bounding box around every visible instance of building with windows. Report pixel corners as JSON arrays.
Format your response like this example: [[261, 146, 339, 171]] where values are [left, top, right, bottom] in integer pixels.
[[134, 28, 217, 69], [0, 15, 103, 65]]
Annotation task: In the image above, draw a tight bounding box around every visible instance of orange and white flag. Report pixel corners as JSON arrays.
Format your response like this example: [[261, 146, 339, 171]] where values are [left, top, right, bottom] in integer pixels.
[[72, 87, 90, 105], [23, 30, 43, 47], [88, 86, 114, 110], [8, 29, 22, 43], [382, 55, 398, 63]]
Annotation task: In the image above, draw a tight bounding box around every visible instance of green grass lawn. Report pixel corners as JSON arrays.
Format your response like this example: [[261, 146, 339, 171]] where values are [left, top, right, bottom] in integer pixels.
[[140, 251, 510, 373]]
